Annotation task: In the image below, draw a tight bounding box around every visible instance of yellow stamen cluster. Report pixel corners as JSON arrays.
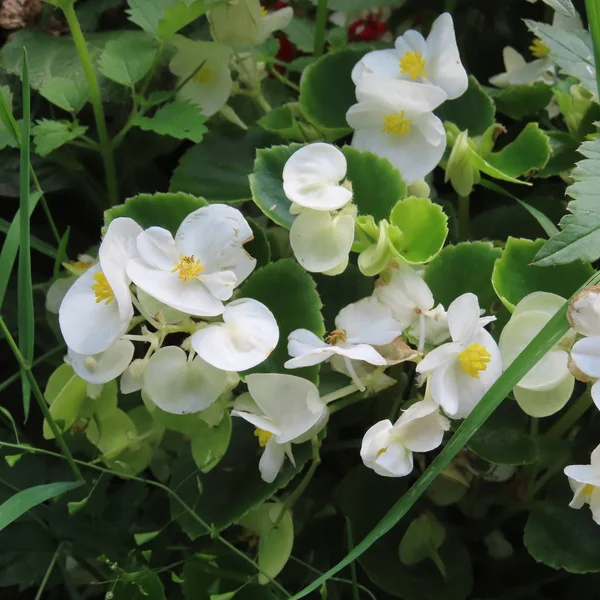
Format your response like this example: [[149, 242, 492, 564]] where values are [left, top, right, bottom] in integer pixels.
[[254, 428, 272, 448], [376, 447, 388, 457], [91, 271, 115, 305], [399, 50, 427, 80], [171, 255, 205, 282], [260, 5, 268, 17], [530, 38, 550, 58], [325, 329, 348, 345], [458, 343, 492, 378], [381, 111, 413, 136], [193, 65, 214, 84], [583, 484, 595, 495]]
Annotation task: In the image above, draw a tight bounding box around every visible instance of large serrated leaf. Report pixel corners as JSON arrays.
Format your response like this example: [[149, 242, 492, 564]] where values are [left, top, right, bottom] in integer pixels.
[[32, 120, 88, 157], [99, 36, 158, 86], [133, 101, 207, 142]]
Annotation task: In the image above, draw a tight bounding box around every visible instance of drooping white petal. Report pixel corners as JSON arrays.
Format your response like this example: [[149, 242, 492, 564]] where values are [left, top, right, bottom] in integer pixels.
[[447, 293, 483, 343], [513, 291, 566, 319], [283, 143, 352, 211], [514, 375, 574, 418], [571, 336, 600, 380], [290, 210, 354, 273], [361, 419, 393, 467], [68, 339, 135, 385], [416, 342, 462, 374], [137, 288, 189, 323], [143, 346, 228, 414], [333, 343, 388, 365], [231, 409, 282, 437], [565, 464, 600, 487], [259, 438, 287, 483], [393, 399, 449, 452], [257, 6, 294, 43], [335, 297, 403, 345], [191, 298, 279, 371]]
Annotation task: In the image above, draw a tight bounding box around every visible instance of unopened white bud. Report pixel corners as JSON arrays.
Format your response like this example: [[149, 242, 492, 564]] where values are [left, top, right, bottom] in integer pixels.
[[568, 286, 600, 337]]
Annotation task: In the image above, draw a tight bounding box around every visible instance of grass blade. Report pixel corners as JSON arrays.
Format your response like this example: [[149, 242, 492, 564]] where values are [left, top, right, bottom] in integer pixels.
[[18, 48, 34, 420], [0, 217, 58, 259], [290, 304, 571, 599]]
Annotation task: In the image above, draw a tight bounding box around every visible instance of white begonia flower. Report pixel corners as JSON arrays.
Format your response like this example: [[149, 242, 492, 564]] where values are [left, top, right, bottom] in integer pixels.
[[191, 298, 279, 372], [120, 358, 146, 395], [285, 297, 403, 389], [169, 36, 233, 117], [282, 143, 353, 211], [565, 443, 600, 525], [346, 75, 447, 183], [208, 0, 293, 46], [361, 400, 450, 477], [351, 12, 468, 100], [290, 205, 356, 275], [373, 261, 449, 350], [67, 339, 135, 385], [416, 293, 503, 419], [46, 255, 96, 314], [499, 292, 575, 418], [59, 218, 142, 356], [568, 286, 600, 337], [570, 331, 600, 410], [127, 205, 256, 318], [142, 346, 230, 415], [232, 374, 328, 483]]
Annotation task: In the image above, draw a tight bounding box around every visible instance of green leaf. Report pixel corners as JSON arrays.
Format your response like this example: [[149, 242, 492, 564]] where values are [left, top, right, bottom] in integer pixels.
[[157, 0, 212, 40], [134, 531, 161, 546], [283, 17, 316, 53], [246, 218, 271, 268], [436, 76, 495, 136], [190, 411, 232, 473], [114, 569, 166, 600], [468, 401, 539, 465], [239, 259, 324, 382], [537, 131, 581, 178], [488, 83, 554, 121], [534, 135, 600, 266], [525, 20, 597, 98], [126, 0, 172, 36], [170, 129, 280, 203], [32, 120, 88, 157], [39, 77, 89, 114], [540, 0, 577, 17], [525, 499, 600, 573], [0, 482, 82, 531], [300, 46, 373, 140], [87, 409, 138, 460], [104, 192, 207, 235], [258, 104, 304, 142], [388, 197, 448, 264], [425, 241, 502, 318], [99, 36, 158, 86], [398, 512, 445, 566], [492, 237, 593, 310], [133, 101, 207, 143]]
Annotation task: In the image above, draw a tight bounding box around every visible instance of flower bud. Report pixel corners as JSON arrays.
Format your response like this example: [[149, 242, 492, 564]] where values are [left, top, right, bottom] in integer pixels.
[[568, 286, 600, 336], [444, 130, 480, 197], [208, 0, 262, 46], [407, 180, 431, 198], [357, 219, 394, 277]]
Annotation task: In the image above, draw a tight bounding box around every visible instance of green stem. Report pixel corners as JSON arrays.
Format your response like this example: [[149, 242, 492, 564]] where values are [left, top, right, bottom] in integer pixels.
[[268, 66, 300, 92], [544, 390, 593, 441], [0, 318, 84, 483], [284, 438, 321, 511], [313, 0, 329, 57], [62, 3, 118, 207], [34, 543, 64, 600], [585, 0, 600, 100], [458, 194, 470, 240], [322, 384, 359, 404]]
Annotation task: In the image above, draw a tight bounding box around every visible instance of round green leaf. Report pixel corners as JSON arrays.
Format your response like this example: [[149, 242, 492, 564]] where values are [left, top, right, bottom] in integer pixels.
[[399, 512, 445, 567], [104, 192, 207, 235], [389, 197, 448, 264], [238, 259, 324, 383], [525, 501, 600, 573], [86, 409, 137, 460], [190, 411, 232, 473], [424, 242, 502, 310], [492, 237, 593, 310], [258, 104, 304, 141], [489, 83, 554, 121], [468, 401, 539, 465], [299, 46, 372, 140]]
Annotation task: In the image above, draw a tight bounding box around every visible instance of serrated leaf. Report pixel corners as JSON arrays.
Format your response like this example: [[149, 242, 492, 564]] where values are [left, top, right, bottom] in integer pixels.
[[133, 101, 207, 142], [492, 237, 593, 310], [540, 0, 577, 17], [99, 36, 158, 86], [488, 82, 554, 121], [525, 20, 596, 98], [114, 569, 166, 600], [300, 46, 373, 140], [104, 192, 207, 235], [437, 76, 495, 136], [32, 120, 88, 157], [424, 242, 501, 310], [283, 17, 316, 53], [39, 77, 89, 113], [126, 0, 172, 35], [157, 0, 212, 40], [534, 135, 600, 265], [238, 259, 324, 383], [258, 104, 304, 141]]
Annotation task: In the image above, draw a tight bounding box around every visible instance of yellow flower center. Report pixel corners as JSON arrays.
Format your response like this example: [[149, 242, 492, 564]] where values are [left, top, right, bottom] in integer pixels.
[[399, 50, 427, 80], [458, 343, 492, 378], [91, 271, 114, 305], [193, 65, 213, 84], [381, 111, 413, 136], [530, 38, 549, 58], [325, 329, 347, 345], [583, 484, 595, 495], [376, 447, 387, 457], [171, 255, 205, 282], [260, 5, 268, 17], [254, 428, 272, 448]]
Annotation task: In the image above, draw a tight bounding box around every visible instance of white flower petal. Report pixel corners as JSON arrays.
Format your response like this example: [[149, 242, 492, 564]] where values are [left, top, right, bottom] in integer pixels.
[[374, 441, 413, 477], [136, 227, 179, 271], [352, 49, 399, 85], [416, 341, 461, 374], [120, 359, 146, 394], [393, 399, 449, 452], [447, 293, 482, 343], [46, 276, 76, 314], [259, 438, 287, 483], [191, 298, 279, 371], [571, 336, 600, 379], [513, 291, 566, 319], [143, 346, 228, 414], [68, 339, 135, 385], [565, 464, 600, 486], [592, 381, 600, 411], [231, 410, 282, 436], [360, 419, 393, 466], [514, 375, 575, 418], [336, 297, 402, 345], [334, 343, 388, 365], [201, 270, 237, 301], [257, 6, 294, 42]]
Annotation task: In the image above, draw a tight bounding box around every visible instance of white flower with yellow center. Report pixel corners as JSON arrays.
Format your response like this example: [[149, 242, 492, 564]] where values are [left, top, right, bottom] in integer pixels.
[[67, 339, 135, 385], [59, 218, 142, 356], [169, 36, 233, 117], [361, 400, 450, 477], [416, 293, 502, 419], [346, 75, 447, 183], [499, 292, 575, 418], [285, 297, 403, 389], [126, 205, 256, 317], [232, 374, 328, 483], [351, 12, 468, 100], [565, 443, 600, 525], [191, 298, 279, 372]]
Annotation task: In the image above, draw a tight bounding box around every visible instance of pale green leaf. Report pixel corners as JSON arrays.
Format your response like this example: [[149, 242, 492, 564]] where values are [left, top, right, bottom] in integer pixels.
[[87, 409, 138, 460], [134, 531, 161, 546], [190, 412, 232, 473], [39, 77, 89, 113], [32, 119, 88, 157], [399, 512, 445, 566], [283, 17, 316, 53], [99, 36, 158, 86], [539, 0, 577, 17], [133, 101, 207, 142], [157, 0, 212, 40], [126, 0, 172, 35]]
